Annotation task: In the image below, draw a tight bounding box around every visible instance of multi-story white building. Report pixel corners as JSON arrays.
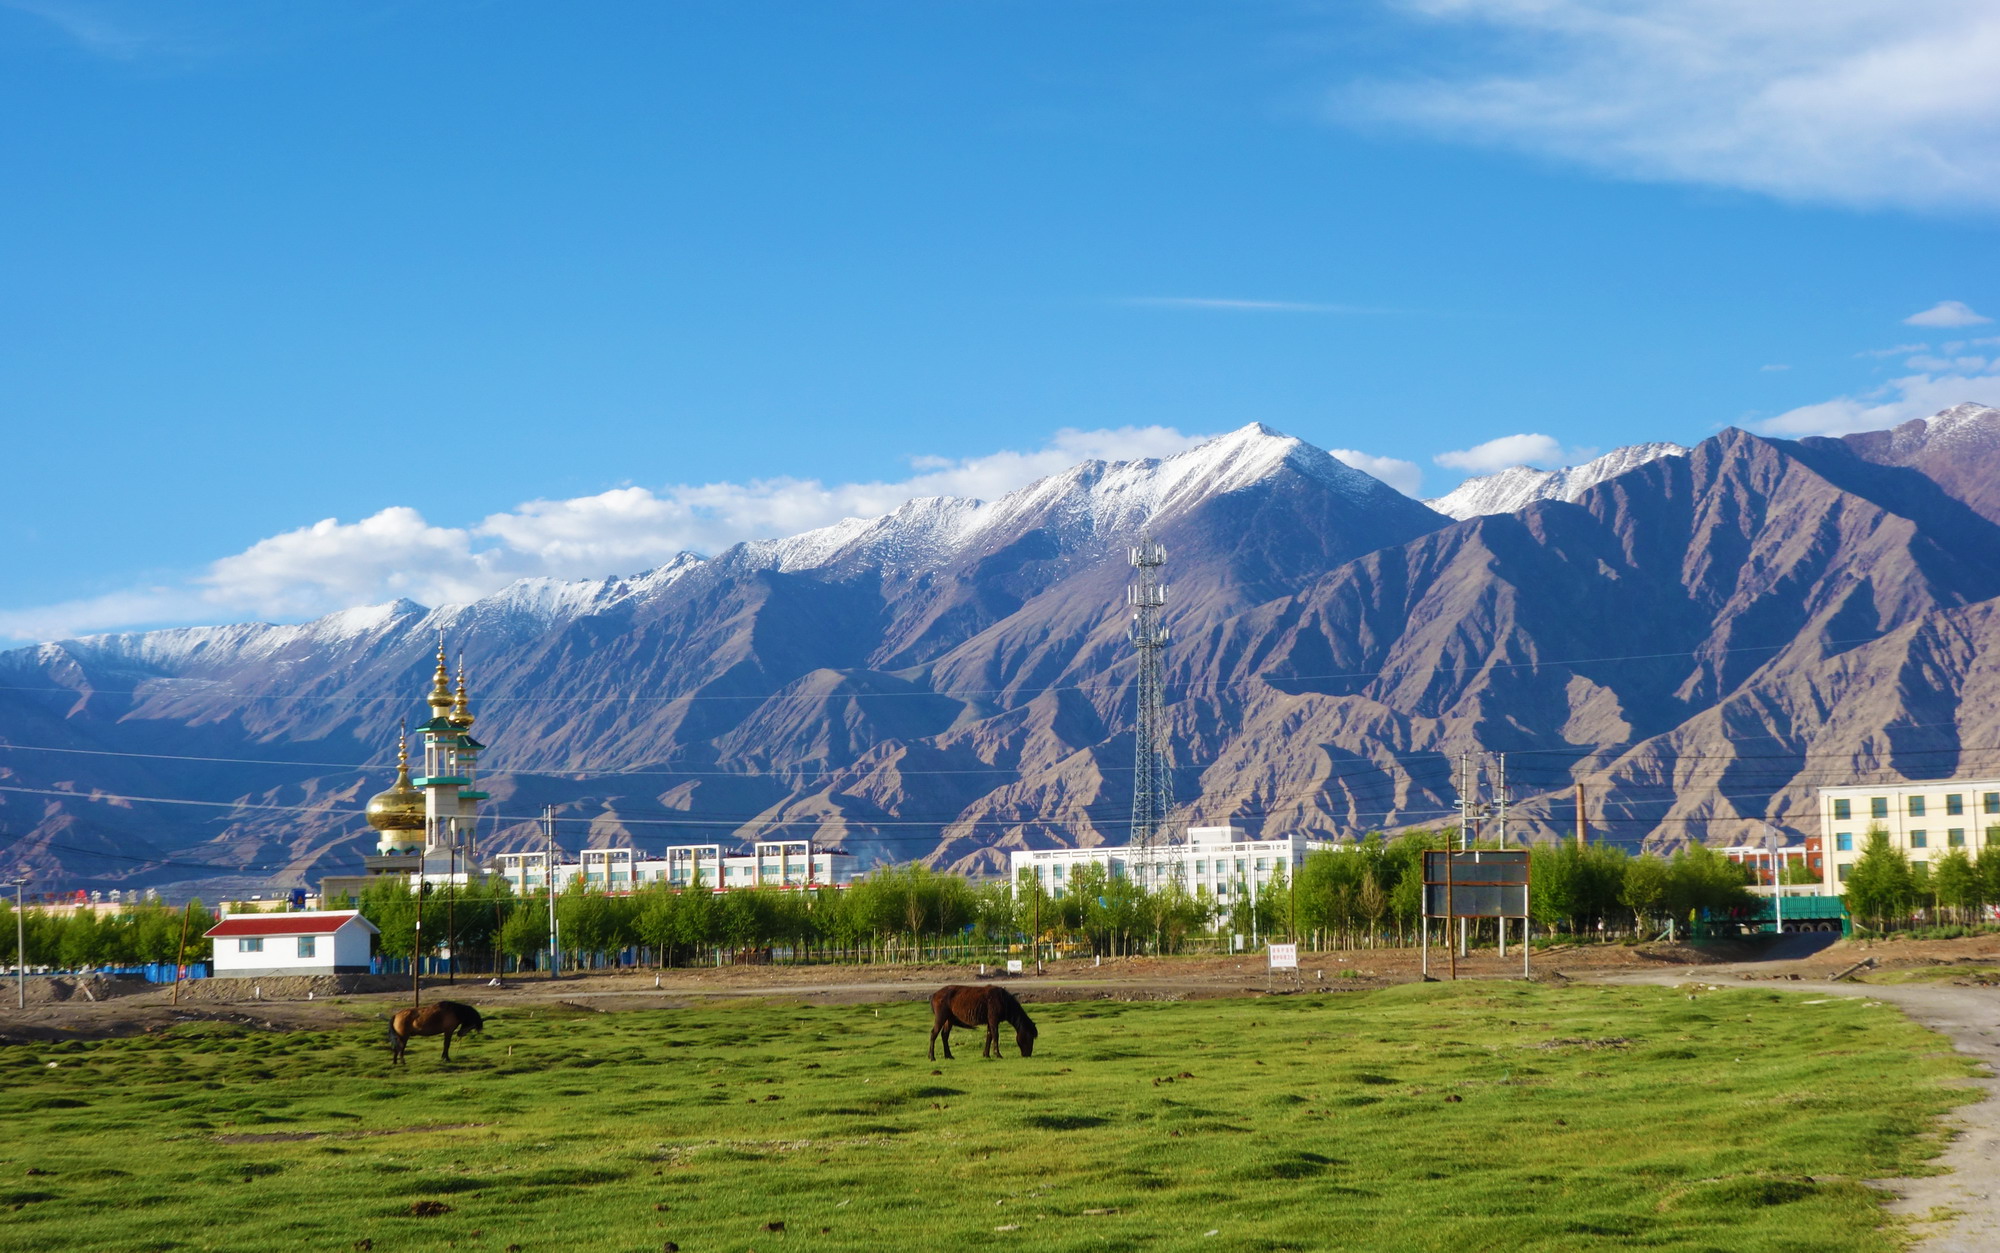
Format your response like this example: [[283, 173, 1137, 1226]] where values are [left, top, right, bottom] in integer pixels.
[[1008, 825, 1334, 904], [1818, 778, 2000, 892], [491, 838, 858, 896]]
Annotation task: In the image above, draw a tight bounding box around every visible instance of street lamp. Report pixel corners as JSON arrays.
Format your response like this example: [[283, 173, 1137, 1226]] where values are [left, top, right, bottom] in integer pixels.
[[1765, 826, 1786, 937]]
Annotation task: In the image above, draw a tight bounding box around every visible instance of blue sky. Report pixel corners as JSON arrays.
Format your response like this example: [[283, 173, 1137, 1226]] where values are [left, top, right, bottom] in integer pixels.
[[3, 0, 1998, 641]]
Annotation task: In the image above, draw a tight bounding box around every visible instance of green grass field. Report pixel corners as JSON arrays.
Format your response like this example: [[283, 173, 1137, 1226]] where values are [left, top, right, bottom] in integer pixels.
[[0, 981, 1976, 1252]]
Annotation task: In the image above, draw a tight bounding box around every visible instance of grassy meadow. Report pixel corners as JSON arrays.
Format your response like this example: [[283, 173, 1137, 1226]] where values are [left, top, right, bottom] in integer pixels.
[[0, 982, 1977, 1252]]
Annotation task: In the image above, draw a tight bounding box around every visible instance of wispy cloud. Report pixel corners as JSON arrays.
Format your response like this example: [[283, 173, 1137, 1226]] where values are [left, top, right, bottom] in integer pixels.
[[1905, 300, 1993, 328], [1349, 1, 2000, 212], [1760, 364, 1791, 372], [1856, 342, 1930, 358], [6, 0, 167, 59], [0, 426, 1213, 642], [1118, 296, 1385, 314]]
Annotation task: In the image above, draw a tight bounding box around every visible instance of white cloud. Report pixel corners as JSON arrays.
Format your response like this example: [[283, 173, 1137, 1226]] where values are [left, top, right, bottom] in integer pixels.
[[1434, 433, 1566, 473], [1760, 364, 1791, 372], [1328, 449, 1423, 495], [0, 425, 1212, 642], [1758, 372, 2000, 437], [1905, 300, 1993, 327], [1352, 1, 2000, 212], [1857, 342, 1930, 358]]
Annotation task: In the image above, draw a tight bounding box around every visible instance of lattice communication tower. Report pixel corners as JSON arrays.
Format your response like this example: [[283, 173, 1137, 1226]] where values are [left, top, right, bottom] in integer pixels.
[[1127, 536, 1176, 877]]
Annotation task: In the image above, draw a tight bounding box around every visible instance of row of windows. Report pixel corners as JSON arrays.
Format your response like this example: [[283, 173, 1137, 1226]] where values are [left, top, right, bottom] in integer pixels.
[[1833, 825, 2000, 852], [237, 937, 317, 957], [1032, 857, 1278, 880], [1832, 793, 2000, 821]]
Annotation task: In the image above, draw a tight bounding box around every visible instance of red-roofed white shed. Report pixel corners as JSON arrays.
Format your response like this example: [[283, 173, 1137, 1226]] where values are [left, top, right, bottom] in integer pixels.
[[204, 910, 379, 978]]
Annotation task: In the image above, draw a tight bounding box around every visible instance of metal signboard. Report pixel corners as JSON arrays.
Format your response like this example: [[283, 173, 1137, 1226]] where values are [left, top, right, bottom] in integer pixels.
[[1267, 942, 1298, 971], [1423, 850, 1530, 919], [1420, 849, 1532, 981]]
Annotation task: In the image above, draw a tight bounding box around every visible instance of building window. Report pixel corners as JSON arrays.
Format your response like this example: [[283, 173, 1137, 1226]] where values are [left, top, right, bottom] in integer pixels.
[[1254, 858, 1268, 872], [1911, 830, 1927, 848], [1832, 799, 1851, 820], [1052, 865, 1064, 879], [1836, 833, 1853, 852], [1986, 793, 2000, 815], [239, 937, 263, 953], [1950, 829, 1966, 847], [298, 936, 317, 959], [1988, 825, 2000, 846], [1838, 864, 1851, 883], [1871, 797, 1889, 819], [1947, 794, 1965, 816], [1909, 797, 1927, 817], [1194, 860, 1206, 875]]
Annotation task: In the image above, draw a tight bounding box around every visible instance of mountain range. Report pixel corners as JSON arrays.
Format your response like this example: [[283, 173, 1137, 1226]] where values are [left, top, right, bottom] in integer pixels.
[[6, 403, 2000, 896]]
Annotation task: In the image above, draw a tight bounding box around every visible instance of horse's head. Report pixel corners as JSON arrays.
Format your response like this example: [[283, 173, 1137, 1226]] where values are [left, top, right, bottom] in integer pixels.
[[455, 1005, 486, 1036], [1015, 1015, 1038, 1058]]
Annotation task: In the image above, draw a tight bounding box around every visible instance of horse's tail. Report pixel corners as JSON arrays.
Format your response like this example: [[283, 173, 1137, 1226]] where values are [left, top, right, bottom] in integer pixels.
[[386, 1018, 399, 1045]]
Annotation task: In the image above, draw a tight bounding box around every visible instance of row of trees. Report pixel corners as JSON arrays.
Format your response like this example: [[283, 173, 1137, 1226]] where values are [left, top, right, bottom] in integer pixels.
[[0, 900, 216, 969], [344, 832, 1771, 970], [54, 826, 2000, 973], [1843, 827, 2000, 931]]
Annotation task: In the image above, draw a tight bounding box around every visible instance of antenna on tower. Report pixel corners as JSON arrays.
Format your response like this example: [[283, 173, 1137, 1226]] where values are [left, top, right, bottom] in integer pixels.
[[1127, 533, 1175, 883]]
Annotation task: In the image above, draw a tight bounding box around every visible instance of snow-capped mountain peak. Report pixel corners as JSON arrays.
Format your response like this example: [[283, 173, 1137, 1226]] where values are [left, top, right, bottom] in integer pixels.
[[1425, 442, 1689, 520]]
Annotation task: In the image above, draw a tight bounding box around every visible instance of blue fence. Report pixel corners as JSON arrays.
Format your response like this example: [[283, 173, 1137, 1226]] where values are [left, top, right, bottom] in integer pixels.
[[91, 963, 210, 983]]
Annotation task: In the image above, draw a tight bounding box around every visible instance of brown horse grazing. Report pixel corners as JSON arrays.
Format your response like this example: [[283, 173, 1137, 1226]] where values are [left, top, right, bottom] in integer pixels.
[[389, 1000, 485, 1064], [930, 985, 1037, 1060]]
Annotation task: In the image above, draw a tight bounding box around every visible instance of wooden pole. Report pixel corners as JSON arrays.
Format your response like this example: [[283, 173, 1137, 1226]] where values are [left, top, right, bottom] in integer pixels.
[[170, 900, 194, 1006], [412, 915, 422, 1007], [1576, 781, 1587, 848]]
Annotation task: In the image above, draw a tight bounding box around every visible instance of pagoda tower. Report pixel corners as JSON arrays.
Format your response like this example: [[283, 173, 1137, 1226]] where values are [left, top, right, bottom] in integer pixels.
[[358, 640, 490, 884], [412, 641, 488, 877]]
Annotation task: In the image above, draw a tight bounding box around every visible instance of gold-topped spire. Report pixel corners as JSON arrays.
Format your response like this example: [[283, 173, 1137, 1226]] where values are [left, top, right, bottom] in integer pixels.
[[365, 726, 425, 832], [426, 636, 453, 714], [450, 656, 475, 728]]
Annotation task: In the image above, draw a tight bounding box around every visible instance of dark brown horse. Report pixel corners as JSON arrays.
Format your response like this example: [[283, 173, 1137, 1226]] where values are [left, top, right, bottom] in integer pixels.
[[930, 985, 1037, 1060], [389, 1000, 485, 1064]]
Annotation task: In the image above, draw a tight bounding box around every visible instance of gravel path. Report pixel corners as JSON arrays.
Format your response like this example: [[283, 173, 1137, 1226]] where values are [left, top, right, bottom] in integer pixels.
[[1600, 969, 2000, 1252]]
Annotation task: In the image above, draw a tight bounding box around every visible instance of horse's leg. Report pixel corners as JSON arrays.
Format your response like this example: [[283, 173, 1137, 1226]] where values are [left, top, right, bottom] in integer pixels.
[[441, 1030, 452, 1063], [985, 1004, 1001, 1058], [929, 1011, 943, 1061], [391, 1030, 405, 1065], [939, 1016, 955, 1060]]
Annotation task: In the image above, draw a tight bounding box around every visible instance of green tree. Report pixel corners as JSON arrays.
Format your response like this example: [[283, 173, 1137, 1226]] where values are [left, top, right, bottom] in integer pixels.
[[1931, 848, 1979, 923], [1620, 855, 1672, 933], [1844, 827, 1915, 932]]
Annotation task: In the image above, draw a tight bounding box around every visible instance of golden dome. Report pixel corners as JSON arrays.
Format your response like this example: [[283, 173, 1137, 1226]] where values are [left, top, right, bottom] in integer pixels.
[[426, 639, 453, 714], [365, 732, 425, 832], [449, 659, 475, 728]]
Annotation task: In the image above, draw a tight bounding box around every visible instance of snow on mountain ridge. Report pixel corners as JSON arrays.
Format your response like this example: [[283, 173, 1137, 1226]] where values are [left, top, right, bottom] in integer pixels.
[[1426, 442, 1689, 520]]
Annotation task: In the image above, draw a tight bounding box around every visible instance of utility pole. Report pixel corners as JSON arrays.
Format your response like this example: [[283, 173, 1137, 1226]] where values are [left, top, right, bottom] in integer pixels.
[[170, 898, 193, 1007], [544, 805, 559, 980], [10, 869, 26, 1011], [412, 913, 422, 1006], [446, 819, 458, 986], [1575, 781, 1587, 847]]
